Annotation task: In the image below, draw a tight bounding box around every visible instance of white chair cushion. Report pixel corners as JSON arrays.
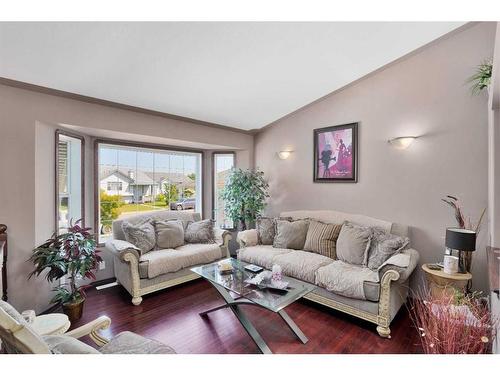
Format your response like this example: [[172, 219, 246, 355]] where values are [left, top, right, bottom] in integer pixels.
[[99, 331, 176, 354]]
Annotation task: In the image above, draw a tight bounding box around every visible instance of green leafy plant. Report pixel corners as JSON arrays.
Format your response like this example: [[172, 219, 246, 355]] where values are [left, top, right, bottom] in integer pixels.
[[467, 59, 492, 95], [155, 193, 166, 203], [161, 182, 179, 205], [220, 168, 269, 230], [99, 189, 123, 226], [183, 188, 195, 198], [29, 219, 101, 305]]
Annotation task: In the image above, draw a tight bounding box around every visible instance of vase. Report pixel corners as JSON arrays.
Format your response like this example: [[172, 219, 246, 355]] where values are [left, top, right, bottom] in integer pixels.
[[62, 298, 85, 323]]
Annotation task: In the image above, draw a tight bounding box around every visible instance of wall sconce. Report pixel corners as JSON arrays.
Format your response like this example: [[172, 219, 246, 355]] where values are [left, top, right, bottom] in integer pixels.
[[388, 136, 418, 150], [278, 150, 293, 160]]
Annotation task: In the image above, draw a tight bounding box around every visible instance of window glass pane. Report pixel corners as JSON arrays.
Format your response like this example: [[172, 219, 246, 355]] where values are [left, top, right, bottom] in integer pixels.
[[213, 153, 235, 229], [57, 134, 83, 234], [97, 143, 202, 243]]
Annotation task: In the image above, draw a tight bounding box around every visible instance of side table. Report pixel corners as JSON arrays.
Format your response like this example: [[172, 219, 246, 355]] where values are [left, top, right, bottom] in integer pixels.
[[31, 313, 71, 336], [421, 263, 472, 299]]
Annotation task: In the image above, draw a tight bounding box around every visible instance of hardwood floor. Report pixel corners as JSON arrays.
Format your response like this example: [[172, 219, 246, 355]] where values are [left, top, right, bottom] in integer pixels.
[[74, 279, 422, 354]]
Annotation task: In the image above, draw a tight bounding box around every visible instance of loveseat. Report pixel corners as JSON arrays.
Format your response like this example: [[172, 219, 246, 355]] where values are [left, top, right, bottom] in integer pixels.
[[105, 211, 231, 305], [236, 210, 419, 338]]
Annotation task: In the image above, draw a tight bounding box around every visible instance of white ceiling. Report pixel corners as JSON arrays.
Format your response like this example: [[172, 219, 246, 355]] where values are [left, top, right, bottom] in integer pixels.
[[0, 22, 464, 130]]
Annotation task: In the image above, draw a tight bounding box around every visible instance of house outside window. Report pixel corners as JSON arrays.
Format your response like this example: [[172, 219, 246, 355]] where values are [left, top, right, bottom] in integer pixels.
[[96, 142, 202, 243], [107, 181, 123, 191]]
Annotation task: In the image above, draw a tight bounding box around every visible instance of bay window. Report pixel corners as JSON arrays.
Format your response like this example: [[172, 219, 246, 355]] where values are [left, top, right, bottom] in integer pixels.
[[96, 141, 203, 243]]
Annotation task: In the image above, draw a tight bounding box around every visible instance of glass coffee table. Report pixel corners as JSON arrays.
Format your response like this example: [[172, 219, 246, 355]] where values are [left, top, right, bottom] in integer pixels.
[[191, 258, 316, 354]]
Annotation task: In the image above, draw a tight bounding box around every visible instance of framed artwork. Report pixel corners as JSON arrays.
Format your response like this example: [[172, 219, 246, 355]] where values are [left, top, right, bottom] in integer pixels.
[[313, 122, 358, 182]]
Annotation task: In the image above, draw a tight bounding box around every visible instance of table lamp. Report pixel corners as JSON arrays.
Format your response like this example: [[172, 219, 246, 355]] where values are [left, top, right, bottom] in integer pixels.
[[445, 228, 476, 273]]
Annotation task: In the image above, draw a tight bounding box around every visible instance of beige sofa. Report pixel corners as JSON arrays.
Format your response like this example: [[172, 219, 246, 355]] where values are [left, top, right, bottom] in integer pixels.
[[237, 210, 419, 338], [105, 211, 231, 305]]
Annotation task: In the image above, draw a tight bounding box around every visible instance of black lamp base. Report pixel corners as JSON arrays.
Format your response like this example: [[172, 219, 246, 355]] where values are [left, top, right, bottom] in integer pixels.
[[458, 250, 467, 274]]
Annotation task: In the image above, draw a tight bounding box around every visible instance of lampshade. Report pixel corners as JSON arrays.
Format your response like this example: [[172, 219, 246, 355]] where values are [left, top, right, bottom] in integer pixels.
[[445, 228, 476, 252]]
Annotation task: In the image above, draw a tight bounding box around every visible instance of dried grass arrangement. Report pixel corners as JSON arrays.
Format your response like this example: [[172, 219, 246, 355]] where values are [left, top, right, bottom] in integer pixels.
[[409, 289, 497, 354]]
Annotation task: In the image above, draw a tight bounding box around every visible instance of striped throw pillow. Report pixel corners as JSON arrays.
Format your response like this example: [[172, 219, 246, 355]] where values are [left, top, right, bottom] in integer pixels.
[[303, 220, 343, 259]]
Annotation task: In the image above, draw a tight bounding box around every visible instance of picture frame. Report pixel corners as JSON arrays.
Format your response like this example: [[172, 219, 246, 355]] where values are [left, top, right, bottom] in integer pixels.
[[313, 122, 358, 183]]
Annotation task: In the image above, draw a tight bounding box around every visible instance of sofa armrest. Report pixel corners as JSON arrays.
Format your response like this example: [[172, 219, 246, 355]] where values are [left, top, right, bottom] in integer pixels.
[[214, 228, 232, 246], [237, 229, 258, 248], [65, 315, 111, 347], [105, 239, 140, 263], [378, 248, 419, 283], [214, 228, 232, 257]]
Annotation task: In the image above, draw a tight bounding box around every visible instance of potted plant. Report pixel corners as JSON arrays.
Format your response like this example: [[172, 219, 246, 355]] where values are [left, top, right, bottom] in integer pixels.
[[466, 59, 492, 95], [409, 290, 497, 354], [220, 168, 269, 230], [29, 219, 101, 322]]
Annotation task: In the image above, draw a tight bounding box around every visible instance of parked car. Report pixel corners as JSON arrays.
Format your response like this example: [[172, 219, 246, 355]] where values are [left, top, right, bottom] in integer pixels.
[[170, 198, 196, 210]]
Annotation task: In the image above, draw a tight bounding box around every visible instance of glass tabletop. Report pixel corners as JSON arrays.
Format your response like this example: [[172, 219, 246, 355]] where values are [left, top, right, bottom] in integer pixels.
[[191, 258, 316, 313]]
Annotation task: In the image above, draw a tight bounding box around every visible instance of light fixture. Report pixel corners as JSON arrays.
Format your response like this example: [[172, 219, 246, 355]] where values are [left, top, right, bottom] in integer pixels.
[[278, 150, 293, 160], [388, 136, 417, 150]]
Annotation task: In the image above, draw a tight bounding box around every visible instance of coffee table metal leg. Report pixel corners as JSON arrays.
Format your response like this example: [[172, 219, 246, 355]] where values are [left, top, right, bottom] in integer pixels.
[[199, 300, 255, 316], [203, 281, 272, 354], [278, 309, 308, 344], [230, 305, 272, 354]]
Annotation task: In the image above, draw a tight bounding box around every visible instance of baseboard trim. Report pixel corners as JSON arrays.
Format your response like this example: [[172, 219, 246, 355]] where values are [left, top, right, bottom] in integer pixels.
[[91, 277, 117, 288]]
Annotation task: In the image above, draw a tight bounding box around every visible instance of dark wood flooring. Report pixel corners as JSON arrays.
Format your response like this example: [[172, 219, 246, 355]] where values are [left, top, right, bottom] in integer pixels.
[[74, 279, 422, 354]]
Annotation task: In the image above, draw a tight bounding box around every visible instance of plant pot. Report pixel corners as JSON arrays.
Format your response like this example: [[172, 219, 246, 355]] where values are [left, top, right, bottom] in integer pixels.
[[62, 298, 85, 323]]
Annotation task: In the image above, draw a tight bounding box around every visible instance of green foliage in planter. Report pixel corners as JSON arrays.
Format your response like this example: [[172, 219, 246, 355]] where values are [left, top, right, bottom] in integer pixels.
[[467, 59, 492, 95], [220, 168, 269, 230], [29, 219, 102, 305]]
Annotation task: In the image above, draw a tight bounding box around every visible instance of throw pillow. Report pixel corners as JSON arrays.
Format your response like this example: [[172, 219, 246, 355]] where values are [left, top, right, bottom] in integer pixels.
[[154, 220, 185, 249], [303, 220, 343, 259], [273, 219, 309, 250], [184, 219, 215, 243], [336, 222, 372, 266], [255, 216, 292, 245], [256, 217, 276, 245], [122, 220, 156, 255], [367, 228, 410, 270]]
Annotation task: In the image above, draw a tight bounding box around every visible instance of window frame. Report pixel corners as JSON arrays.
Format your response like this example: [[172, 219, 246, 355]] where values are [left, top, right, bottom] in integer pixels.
[[55, 129, 85, 235], [107, 181, 123, 191], [94, 138, 205, 245], [212, 151, 236, 230]]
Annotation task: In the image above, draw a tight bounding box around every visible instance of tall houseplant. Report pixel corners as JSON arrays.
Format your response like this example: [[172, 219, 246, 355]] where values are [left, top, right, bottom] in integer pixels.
[[29, 219, 101, 322], [220, 168, 269, 230]]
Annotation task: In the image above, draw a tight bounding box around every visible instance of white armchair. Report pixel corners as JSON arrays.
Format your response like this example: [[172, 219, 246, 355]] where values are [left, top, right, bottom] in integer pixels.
[[0, 300, 175, 354]]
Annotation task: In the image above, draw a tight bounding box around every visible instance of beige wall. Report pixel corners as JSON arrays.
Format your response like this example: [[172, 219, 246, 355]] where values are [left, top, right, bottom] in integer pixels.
[[254, 22, 496, 292], [488, 22, 500, 354], [0, 84, 253, 313], [0, 22, 496, 313]]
